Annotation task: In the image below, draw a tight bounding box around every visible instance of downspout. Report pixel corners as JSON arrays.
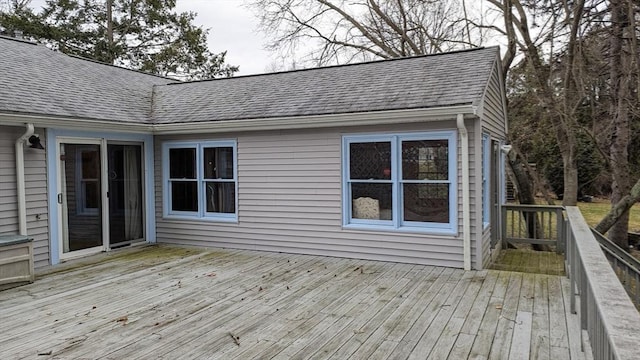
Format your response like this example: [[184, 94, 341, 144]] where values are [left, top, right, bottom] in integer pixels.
[[457, 114, 471, 271], [15, 123, 34, 236]]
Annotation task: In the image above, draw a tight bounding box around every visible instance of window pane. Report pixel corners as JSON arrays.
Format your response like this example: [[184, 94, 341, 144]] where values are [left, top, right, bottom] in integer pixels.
[[171, 181, 197, 211], [84, 181, 99, 209], [350, 142, 391, 180], [81, 149, 100, 179], [204, 147, 234, 179], [402, 140, 448, 180], [169, 148, 196, 179], [205, 182, 236, 213], [351, 183, 392, 220], [403, 184, 449, 223]]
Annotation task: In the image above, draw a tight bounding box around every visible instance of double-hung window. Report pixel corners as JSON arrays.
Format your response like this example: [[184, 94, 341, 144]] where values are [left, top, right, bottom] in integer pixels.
[[163, 140, 237, 221], [343, 131, 457, 234]]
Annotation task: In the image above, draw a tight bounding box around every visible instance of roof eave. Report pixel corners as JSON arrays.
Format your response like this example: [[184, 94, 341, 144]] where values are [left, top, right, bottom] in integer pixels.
[[1, 104, 479, 135], [152, 105, 478, 135], [0, 112, 154, 133]]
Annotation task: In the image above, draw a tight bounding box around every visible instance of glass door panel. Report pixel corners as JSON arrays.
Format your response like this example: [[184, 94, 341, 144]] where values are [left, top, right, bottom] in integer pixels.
[[60, 143, 103, 253], [108, 144, 144, 246]]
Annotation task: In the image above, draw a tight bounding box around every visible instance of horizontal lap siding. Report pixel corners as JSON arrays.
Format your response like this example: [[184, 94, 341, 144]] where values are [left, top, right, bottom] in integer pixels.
[[155, 122, 470, 268], [479, 64, 508, 269], [482, 65, 508, 138], [0, 125, 50, 268]]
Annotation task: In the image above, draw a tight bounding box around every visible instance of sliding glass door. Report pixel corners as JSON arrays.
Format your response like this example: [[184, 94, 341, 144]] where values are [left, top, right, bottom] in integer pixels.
[[59, 140, 104, 255], [108, 144, 144, 247], [57, 138, 144, 258]]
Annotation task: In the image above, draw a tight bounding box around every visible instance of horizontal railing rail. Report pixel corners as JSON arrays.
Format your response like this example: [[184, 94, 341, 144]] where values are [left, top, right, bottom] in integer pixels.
[[591, 229, 640, 309], [501, 204, 565, 252], [565, 206, 640, 360]]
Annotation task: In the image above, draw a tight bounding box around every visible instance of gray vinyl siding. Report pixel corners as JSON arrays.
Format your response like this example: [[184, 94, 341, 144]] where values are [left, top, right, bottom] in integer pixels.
[[0, 125, 50, 268], [155, 120, 482, 268], [481, 62, 508, 139], [477, 62, 508, 269]]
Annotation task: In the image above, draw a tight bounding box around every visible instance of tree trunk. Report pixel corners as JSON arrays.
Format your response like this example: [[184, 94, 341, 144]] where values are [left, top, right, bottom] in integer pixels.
[[506, 147, 549, 251], [608, 0, 631, 248], [595, 177, 640, 235], [106, 0, 114, 64], [554, 116, 579, 206], [507, 147, 535, 205]]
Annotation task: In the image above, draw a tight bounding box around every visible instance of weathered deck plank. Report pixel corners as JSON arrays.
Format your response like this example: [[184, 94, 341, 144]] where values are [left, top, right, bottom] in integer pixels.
[[530, 274, 551, 360], [0, 246, 590, 359], [548, 275, 571, 359]]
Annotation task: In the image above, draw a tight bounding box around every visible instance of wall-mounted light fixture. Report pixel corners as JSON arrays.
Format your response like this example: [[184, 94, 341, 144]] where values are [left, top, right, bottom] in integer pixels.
[[28, 135, 44, 150]]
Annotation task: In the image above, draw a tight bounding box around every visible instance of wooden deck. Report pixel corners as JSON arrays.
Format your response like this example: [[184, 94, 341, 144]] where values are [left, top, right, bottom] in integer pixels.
[[0, 246, 590, 359]]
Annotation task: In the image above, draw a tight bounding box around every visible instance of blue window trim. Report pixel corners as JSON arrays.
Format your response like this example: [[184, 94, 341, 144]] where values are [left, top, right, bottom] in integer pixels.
[[342, 131, 457, 235], [482, 133, 490, 229], [162, 140, 238, 222]]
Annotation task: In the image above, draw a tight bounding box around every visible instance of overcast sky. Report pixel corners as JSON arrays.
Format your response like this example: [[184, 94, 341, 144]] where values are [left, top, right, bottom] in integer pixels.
[[175, 0, 274, 75]]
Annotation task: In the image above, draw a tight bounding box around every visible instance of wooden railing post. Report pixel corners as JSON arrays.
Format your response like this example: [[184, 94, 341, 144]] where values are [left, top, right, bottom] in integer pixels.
[[556, 208, 564, 253], [501, 205, 508, 250]]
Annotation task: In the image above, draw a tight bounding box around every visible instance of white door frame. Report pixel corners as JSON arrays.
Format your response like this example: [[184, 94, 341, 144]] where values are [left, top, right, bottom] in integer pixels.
[[56, 137, 110, 261]]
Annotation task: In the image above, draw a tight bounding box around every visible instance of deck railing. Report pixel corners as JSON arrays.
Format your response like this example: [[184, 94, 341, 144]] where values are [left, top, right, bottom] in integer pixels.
[[590, 229, 640, 309], [500, 204, 565, 251], [564, 206, 640, 360]]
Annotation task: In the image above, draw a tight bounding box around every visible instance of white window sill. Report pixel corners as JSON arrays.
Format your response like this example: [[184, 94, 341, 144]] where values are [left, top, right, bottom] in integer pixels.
[[342, 223, 458, 236], [162, 214, 239, 224]]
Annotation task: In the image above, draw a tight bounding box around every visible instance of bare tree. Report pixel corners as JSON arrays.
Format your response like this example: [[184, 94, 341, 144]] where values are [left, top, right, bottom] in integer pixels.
[[605, 0, 638, 247], [250, 0, 478, 66], [483, 0, 600, 206]]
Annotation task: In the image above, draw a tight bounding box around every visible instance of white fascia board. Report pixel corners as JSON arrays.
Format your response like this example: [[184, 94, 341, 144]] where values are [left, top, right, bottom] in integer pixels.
[[1, 104, 477, 135], [0, 113, 154, 133], [151, 105, 477, 135]]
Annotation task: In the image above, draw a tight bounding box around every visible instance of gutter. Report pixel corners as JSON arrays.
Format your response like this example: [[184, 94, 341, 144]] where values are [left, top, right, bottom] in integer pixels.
[[457, 113, 471, 271], [2, 105, 478, 136], [15, 123, 34, 236], [152, 105, 477, 135]]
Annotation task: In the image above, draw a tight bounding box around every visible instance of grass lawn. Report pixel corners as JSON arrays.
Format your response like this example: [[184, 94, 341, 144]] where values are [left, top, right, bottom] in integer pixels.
[[576, 198, 640, 232], [494, 197, 640, 274]]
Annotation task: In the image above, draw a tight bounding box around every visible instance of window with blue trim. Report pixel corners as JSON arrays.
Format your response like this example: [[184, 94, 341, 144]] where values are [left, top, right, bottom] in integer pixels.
[[163, 141, 237, 220], [482, 134, 490, 228], [343, 132, 457, 233]]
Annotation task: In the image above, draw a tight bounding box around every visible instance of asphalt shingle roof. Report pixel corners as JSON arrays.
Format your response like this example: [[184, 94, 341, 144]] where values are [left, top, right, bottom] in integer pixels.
[[0, 36, 172, 123], [151, 46, 498, 124], [0, 36, 499, 125]]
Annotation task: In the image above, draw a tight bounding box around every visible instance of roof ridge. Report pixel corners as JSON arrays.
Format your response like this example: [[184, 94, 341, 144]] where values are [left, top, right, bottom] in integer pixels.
[[165, 46, 495, 86], [65, 53, 176, 82]]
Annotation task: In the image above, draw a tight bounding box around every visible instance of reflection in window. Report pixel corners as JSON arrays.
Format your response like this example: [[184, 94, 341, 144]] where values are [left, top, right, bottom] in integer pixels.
[[350, 142, 391, 180], [165, 141, 237, 220], [401, 140, 450, 223], [344, 132, 456, 232], [76, 146, 101, 215]]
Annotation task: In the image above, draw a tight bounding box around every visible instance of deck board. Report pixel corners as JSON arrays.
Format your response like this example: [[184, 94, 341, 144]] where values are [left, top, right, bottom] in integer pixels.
[[0, 245, 590, 359]]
